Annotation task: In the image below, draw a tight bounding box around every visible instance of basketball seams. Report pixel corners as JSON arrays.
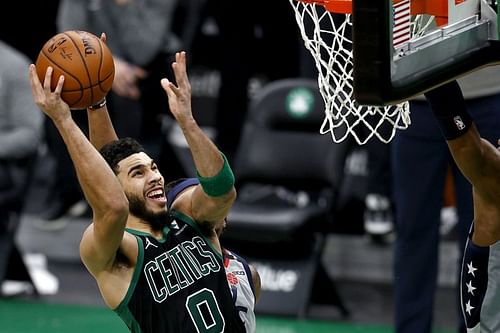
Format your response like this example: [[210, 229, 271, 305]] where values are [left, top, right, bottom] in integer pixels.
[[36, 30, 114, 109], [62, 71, 115, 92], [64, 31, 95, 105], [97, 68, 113, 93], [38, 50, 85, 88], [38, 50, 85, 107], [98, 76, 112, 94], [96, 44, 114, 94], [96, 37, 106, 93]]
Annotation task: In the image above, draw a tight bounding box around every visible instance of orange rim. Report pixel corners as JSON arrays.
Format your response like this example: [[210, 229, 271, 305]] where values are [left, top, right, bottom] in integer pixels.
[[324, 0, 352, 14], [294, 0, 352, 14], [296, 0, 449, 17]]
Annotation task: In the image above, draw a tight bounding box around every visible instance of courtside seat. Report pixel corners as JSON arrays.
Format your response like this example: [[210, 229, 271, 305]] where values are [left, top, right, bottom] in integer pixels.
[[227, 199, 329, 243], [221, 78, 349, 317]]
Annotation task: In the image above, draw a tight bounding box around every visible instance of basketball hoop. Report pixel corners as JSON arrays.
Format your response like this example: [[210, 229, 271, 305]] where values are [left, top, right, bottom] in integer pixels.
[[289, 0, 412, 144]]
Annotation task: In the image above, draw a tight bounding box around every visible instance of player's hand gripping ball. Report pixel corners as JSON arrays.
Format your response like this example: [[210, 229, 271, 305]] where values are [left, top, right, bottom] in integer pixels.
[[35, 30, 115, 109]]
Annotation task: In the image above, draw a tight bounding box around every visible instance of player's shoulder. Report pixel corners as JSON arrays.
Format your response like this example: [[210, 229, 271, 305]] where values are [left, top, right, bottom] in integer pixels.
[[223, 248, 238, 261], [80, 222, 138, 258], [224, 248, 248, 263]]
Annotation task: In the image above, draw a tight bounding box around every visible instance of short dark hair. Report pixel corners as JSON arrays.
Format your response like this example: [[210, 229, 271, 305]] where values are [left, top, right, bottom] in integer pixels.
[[99, 137, 146, 174]]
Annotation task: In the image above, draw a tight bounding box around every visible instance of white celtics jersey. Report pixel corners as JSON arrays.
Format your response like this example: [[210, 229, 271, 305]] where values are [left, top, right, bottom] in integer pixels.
[[223, 249, 257, 333]]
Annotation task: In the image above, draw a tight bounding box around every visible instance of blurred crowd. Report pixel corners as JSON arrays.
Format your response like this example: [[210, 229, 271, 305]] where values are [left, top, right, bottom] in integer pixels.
[[3, 2, 500, 333]]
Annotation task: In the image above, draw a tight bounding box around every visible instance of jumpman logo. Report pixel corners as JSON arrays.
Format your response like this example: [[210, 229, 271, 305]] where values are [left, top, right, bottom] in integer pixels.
[[171, 219, 179, 230], [145, 237, 158, 250]]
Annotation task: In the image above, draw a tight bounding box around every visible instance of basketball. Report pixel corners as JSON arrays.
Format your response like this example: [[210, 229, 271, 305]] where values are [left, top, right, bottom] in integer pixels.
[[35, 30, 115, 109]]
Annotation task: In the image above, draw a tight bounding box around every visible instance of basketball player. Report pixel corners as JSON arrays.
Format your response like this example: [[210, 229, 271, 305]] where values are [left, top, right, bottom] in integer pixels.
[[165, 177, 261, 332], [424, 81, 500, 332], [29, 51, 256, 332]]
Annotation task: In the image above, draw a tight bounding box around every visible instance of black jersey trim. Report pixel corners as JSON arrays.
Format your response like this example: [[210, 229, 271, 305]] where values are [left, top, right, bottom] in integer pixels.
[[170, 210, 223, 261], [115, 235, 144, 311]]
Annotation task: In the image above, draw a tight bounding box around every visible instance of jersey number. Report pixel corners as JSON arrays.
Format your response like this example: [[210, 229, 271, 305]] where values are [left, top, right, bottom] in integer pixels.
[[186, 288, 225, 333]]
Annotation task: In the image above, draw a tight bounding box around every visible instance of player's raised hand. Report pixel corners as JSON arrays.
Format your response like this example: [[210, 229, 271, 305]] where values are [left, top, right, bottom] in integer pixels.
[[29, 64, 71, 123], [99, 32, 107, 44], [160, 51, 193, 125]]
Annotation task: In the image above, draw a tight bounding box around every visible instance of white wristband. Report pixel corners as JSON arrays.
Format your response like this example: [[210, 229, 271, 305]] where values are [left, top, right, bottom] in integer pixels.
[[88, 98, 107, 111]]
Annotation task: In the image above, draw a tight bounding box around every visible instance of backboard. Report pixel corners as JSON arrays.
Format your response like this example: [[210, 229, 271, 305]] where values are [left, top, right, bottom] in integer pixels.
[[352, 0, 500, 105]]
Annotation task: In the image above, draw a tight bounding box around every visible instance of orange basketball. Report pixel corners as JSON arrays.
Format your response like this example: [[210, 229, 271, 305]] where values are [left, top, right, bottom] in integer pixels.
[[35, 30, 115, 109]]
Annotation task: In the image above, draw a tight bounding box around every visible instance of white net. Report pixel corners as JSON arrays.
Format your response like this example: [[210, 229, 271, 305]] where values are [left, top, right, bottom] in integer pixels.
[[289, 0, 412, 144]]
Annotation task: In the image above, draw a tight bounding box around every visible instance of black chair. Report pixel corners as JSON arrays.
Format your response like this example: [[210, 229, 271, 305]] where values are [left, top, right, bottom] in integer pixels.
[[0, 154, 39, 296], [221, 78, 350, 318]]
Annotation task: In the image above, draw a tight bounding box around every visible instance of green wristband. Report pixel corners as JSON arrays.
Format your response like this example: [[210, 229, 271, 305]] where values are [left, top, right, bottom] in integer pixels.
[[196, 153, 235, 197]]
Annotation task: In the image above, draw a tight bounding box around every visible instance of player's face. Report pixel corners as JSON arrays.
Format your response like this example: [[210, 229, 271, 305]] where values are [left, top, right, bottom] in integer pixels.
[[116, 152, 167, 215]]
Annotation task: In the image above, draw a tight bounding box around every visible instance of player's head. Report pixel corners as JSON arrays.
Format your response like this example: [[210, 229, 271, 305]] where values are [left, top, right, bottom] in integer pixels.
[[165, 178, 199, 210], [100, 137, 146, 173], [165, 178, 227, 235], [100, 138, 168, 230]]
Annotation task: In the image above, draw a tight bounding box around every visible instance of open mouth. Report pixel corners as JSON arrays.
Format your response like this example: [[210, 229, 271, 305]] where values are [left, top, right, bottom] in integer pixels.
[[146, 188, 167, 204]]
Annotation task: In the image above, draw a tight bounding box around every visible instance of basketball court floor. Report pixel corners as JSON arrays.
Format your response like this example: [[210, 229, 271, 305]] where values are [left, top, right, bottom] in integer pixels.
[[0, 299, 453, 333], [0, 264, 457, 333]]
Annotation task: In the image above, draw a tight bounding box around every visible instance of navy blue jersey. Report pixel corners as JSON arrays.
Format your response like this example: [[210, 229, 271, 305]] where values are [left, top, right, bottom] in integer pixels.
[[114, 210, 246, 333], [461, 231, 500, 332]]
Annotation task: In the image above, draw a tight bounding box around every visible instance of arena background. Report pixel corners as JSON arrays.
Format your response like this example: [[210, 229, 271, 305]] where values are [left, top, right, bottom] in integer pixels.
[[0, 1, 463, 332]]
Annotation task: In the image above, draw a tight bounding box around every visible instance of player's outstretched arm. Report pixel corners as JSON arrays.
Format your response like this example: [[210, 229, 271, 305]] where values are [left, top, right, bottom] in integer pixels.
[[425, 81, 500, 246], [445, 127, 500, 202], [29, 65, 129, 273], [161, 51, 236, 227], [85, 33, 119, 151], [87, 100, 119, 150], [424, 81, 500, 192]]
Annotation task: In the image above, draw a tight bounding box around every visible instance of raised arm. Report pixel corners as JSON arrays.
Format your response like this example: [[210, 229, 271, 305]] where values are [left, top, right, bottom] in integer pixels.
[[29, 65, 129, 274], [425, 81, 500, 247], [86, 101, 119, 150], [424, 81, 500, 202], [84, 33, 119, 151], [161, 52, 236, 226], [445, 126, 500, 202]]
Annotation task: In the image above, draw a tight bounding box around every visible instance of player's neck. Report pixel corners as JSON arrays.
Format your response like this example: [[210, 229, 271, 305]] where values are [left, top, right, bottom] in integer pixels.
[[126, 216, 163, 239]]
